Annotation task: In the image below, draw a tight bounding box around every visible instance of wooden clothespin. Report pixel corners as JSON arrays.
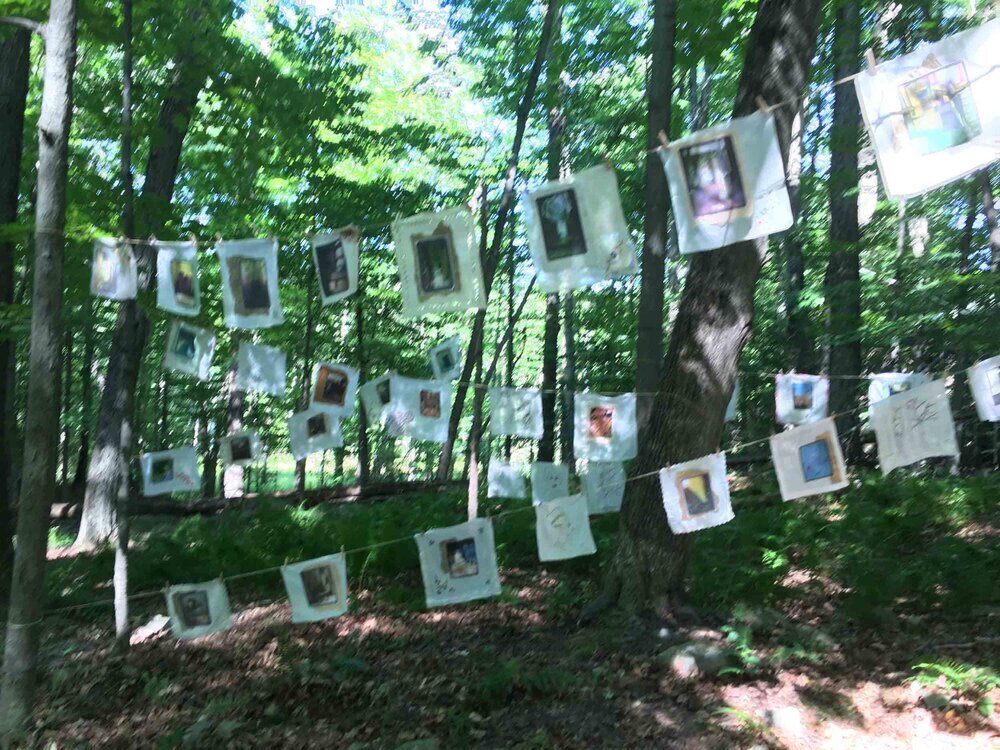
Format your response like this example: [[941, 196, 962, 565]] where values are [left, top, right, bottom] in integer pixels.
[[755, 95, 771, 115], [657, 130, 670, 148], [342, 224, 360, 241], [602, 152, 614, 171], [213, 232, 223, 245], [187, 233, 197, 246], [864, 49, 878, 75]]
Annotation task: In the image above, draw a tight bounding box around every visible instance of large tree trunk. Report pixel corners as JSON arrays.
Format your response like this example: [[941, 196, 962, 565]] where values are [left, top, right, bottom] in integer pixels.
[[983, 171, 999, 272], [0, 0, 79, 738], [597, 0, 822, 616]]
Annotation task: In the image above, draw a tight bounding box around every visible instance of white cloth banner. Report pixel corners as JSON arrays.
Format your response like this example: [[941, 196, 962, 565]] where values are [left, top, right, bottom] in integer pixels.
[[775, 373, 829, 426], [359, 373, 395, 426], [535, 494, 597, 561], [868, 372, 931, 406], [288, 409, 343, 461], [281, 553, 349, 623], [141, 446, 200, 497], [660, 111, 794, 255], [521, 164, 638, 292], [430, 336, 462, 381], [387, 377, 452, 443], [90, 238, 138, 300], [487, 461, 527, 499], [216, 238, 284, 329], [855, 19, 1000, 198], [166, 580, 232, 640], [236, 342, 286, 396], [392, 207, 486, 318], [968, 355, 1000, 422], [415, 518, 501, 608], [309, 362, 358, 418], [871, 379, 959, 474], [531, 462, 570, 505], [155, 240, 200, 315], [489, 387, 544, 439], [582, 461, 625, 515], [311, 228, 360, 305], [574, 392, 638, 461], [220, 430, 261, 468], [659, 452, 734, 534], [163, 321, 216, 382], [770, 418, 850, 501]]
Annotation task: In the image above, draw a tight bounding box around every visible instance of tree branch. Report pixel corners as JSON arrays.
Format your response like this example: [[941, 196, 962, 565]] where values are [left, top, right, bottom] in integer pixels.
[[0, 16, 45, 37]]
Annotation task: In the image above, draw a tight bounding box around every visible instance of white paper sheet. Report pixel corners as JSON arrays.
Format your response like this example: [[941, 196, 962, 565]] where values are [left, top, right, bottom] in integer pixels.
[[775, 373, 829, 426], [871, 379, 959, 474], [220, 430, 261, 468], [90, 238, 138, 300], [769, 418, 850, 501], [573, 392, 638, 461], [155, 240, 200, 315], [415, 518, 501, 608], [429, 336, 463, 381], [487, 461, 527, 499], [359, 373, 396, 426], [140, 446, 200, 497], [281, 553, 349, 623], [868, 372, 932, 405], [531, 462, 570, 505], [582, 461, 625, 515], [967, 355, 1000, 422], [489, 387, 544, 439], [311, 228, 360, 305], [309, 362, 358, 418], [216, 238, 284, 329], [166, 580, 232, 640], [288, 409, 344, 461], [163, 321, 216, 382], [386, 376, 452, 443], [659, 452, 734, 533], [535, 494, 597, 561], [236, 342, 286, 396]]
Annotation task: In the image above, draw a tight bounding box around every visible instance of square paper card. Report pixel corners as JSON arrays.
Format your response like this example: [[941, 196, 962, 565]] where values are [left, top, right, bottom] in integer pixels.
[[574, 392, 638, 461], [288, 410, 343, 461], [310, 362, 358, 418], [281, 553, 349, 623], [770, 418, 849, 501], [658, 452, 734, 534], [531, 462, 570, 505], [166, 580, 232, 640], [968, 355, 1000, 422], [311, 228, 360, 305], [359, 373, 396, 426], [871, 379, 959, 475], [487, 461, 527, 499], [582, 461, 625, 515], [775, 373, 829, 426], [90, 238, 138, 300], [216, 238, 284, 329], [236, 342, 286, 396], [415, 518, 501, 608], [387, 377, 452, 443], [163, 321, 216, 382], [489, 387, 544, 439], [535, 494, 597, 562], [155, 240, 200, 315], [140, 447, 200, 497], [221, 431, 261, 468]]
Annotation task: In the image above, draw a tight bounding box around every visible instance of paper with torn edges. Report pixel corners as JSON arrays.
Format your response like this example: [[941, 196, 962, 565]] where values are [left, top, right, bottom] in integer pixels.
[[868, 372, 931, 406], [309, 362, 358, 418], [90, 238, 138, 300], [391, 207, 486, 318], [415, 518, 501, 608], [487, 461, 527, 499], [967, 355, 1000, 422], [769, 418, 849, 501], [220, 430, 261, 468], [489, 387, 544, 439], [155, 240, 200, 315], [855, 19, 1000, 198], [359, 373, 396, 426], [311, 228, 360, 305], [141, 446, 200, 497], [430, 336, 462, 381], [386, 376, 452, 443], [281, 553, 349, 623], [530, 462, 570, 505], [582, 461, 625, 515], [288, 409, 343, 461], [216, 238, 284, 329], [535, 494, 597, 562], [775, 373, 829, 426], [660, 111, 794, 255], [166, 580, 232, 640], [871, 379, 958, 474], [521, 164, 638, 292], [163, 321, 216, 382], [574, 392, 638, 461], [236, 342, 286, 396], [658, 452, 734, 534]]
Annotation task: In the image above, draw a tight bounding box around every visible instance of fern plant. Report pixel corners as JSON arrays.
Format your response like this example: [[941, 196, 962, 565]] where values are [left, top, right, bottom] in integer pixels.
[[911, 661, 1000, 717]]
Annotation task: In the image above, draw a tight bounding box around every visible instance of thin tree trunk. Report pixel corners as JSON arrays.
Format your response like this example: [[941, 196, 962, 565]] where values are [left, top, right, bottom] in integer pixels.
[[504, 253, 515, 461], [60, 328, 73, 484], [560, 293, 575, 467], [982, 171, 999, 272], [72, 293, 94, 485], [355, 285, 369, 485], [221, 358, 245, 497], [295, 291, 316, 493], [158, 375, 169, 447], [782, 107, 815, 371], [539, 295, 560, 462]]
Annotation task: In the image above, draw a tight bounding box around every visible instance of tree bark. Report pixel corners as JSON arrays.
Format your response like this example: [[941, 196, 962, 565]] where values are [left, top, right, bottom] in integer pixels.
[[982, 171, 999, 272], [295, 290, 316, 493], [0, 0, 78, 738], [782, 107, 816, 371], [539, 295, 560, 462], [560, 293, 575, 467], [355, 283, 369, 485], [221, 359, 245, 498], [60, 327, 73, 483], [72, 293, 94, 485]]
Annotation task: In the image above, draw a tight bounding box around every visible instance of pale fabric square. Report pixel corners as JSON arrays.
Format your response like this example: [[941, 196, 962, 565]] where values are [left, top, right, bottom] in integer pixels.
[[309, 362, 358, 418], [220, 430, 261, 468], [281, 553, 349, 623], [871, 379, 959, 474], [967, 355, 1000, 421], [582, 461, 625, 515], [489, 387, 544, 439], [155, 240, 200, 315], [855, 19, 1000, 198], [90, 238, 138, 300], [487, 461, 527, 499], [288, 409, 343, 461], [868, 372, 931, 405], [660, 111, 794, 255], [359, 373, 396, 426], [236, 342, 286, 396], [391, 207, 486, 318], [166, 580, 232, 640], [775, 374, 829, 426], [415, 518, 501, 608], [726, 378, 740, 422], [311, 228, 360, 305], [141, 446, 200, 497], [531, 462, 569, 505], [163, 321, 216, 382], [535, 494, 597, 562], [574, 392, 638, 461], [216, 238, 284, 329], [658, 452, 734, 534], [770, 418, 850, 501], [387, 377, 452, 443], [521, 164, 638, 292], [430, 336, 462, 381]]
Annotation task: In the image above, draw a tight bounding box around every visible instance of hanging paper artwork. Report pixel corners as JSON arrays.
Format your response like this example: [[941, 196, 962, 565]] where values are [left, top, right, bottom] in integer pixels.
[[775, 373, 829, 426], [871, 379, 959, 474], [221, 430, 261, 468], [967, 355, 1000, 422], [582, 461, 625, 515], [288, 409, 343, 461], [521, 164, 638, 292], [140, 446, 200, 497], [725, 377, 740, 422], [658, 452, 734, 534], [868, 372, 931, 405], [236, 342, 286, 396], [769, 418, 849, 501], [535, 494, 597, 562], [854, 19, 1000, 198], [573, 392, 638, 461], [90, 238, 138, 300], [415, 517, 501, 608], [429, 336, 463, 381], [660, 111, 794, 255], [391, 207, 486, 318], [310, 362, 358, 418], [163, 321, 216, 382], [281, 553, 349, 623], [311, 228, 360, 305], [489, 387, 544, 439], [216, 238, 284, 329], [166, 580, 232, 640], [155, 240, 200, 315], [359, 373, 396, 426], [487, 461, 527, 499], [531, 462, 570, 505], [385, 377, 452, 443]]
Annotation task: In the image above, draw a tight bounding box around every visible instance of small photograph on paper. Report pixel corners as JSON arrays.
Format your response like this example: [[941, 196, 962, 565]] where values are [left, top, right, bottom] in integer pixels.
[[173, 590, 211, 628], [229, 435, 253, 463], [314, 365, 349, 409], [92, 244, 120, 296], [436, 347, 457, 376], [300, 564, 341, 608], [151, 457, 174, 484], [898, 60, 981, 156], [376, 379, 391, 405], [589, 405, 614, 441], [679, 135, 749, 219], [172, 326, 197, 363], [420, 389, 441, 418], [306, 413, 327, 438], [314, 237, 349, 297], [227, 257, 271, 316], [414, 228, 458, 296], [677, 471, 716, 519], [799, 437, 837, 482], [170, 258, 197, 309], [443, 537, 479, 578], [536, 188, 588, 261], [792, 380, 814, 410]]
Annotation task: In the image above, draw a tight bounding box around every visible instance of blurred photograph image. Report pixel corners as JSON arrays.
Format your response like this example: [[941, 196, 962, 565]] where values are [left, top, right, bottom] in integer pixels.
[[679, 135, 749, 219], [899, 59, 981, 155], [536, 188, 587, 261]]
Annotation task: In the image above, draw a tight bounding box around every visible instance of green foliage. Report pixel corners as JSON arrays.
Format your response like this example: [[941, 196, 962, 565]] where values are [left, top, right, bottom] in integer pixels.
[[911, 661, 1000, 717], [475, 657, 580, 709]]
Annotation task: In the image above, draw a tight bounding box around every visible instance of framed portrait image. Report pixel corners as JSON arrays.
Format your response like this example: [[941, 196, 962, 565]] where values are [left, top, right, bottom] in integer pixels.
[[288, 408, 343, 461], [536, 188, 588, 261], [415, 518, 501, 608], [311, 228, 360, 305], [659, 452, 734, 534], [530, 462, 569, 505], [281, 553, 349, 623], [90, 238, 138, 300], [310, 362, 358, 418], [535, 494, 597, 562], [967, 355, 1000, 421], [163, 321, 215, 381], [573, 392, 637, 461], [165, 580, 232, 640], [414, 227, 459, 298], [385, 377, 452, 443], [581, 461, 625, 515], [221, 430, 261, 468], [429, 336, 462, 381], [678, 135, 751, 222], [871, 379, 958, 475], [235, 342, 286, 396], [216, 238, 283, 329], [487, 461, 527, 499], [770, 417, 849, 501], [775, 374, 829, 426], [140, 446, 200, 497], [155, 240, 200, 315], [488, 387, 544, 439]]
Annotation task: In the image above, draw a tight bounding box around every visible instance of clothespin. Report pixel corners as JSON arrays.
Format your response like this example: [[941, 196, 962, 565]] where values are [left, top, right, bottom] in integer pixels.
[[602, 152, 614, 171], [213, 232, 223, 245], [187, 233, 196, 246], [342, 224, 360, 241], [657, 130, 670, 148], [755, 95, 771, 115], [864, 49, 878, 75]]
